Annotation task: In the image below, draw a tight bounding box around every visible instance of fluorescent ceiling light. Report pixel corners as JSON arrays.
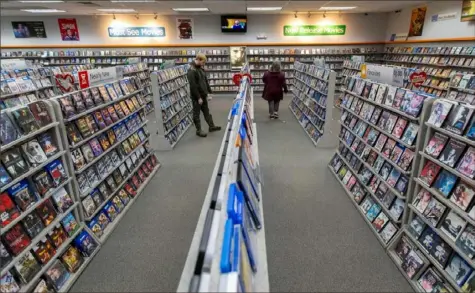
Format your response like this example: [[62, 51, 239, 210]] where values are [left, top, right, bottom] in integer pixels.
[[172, 8, 209, 12], [97, 8, 136, 12], [319, 7, 357, 10], [247, 7, 282, 11], [19, 1, 64, 2], [21, 9, 66, 12]]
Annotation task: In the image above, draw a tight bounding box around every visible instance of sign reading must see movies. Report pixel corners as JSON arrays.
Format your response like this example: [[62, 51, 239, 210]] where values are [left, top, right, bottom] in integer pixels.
[[108, 26, 166, 37], [283, 25, 346, 36]]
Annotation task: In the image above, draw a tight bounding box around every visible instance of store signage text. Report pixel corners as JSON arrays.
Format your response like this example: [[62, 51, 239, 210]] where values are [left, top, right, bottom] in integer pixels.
[[363, 64, 404, 87], [108, 26, 166, 37], [1, 59, 29, 70], [283, 25, 346, 36], [78, 67, 122, 89]]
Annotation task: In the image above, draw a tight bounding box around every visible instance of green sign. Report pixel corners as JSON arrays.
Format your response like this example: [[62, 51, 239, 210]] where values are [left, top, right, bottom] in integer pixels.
[[283, 25, 346, 36]]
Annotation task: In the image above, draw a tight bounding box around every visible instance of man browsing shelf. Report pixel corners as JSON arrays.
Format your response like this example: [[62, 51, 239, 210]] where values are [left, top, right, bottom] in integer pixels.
[[188, 53, 221, 137]]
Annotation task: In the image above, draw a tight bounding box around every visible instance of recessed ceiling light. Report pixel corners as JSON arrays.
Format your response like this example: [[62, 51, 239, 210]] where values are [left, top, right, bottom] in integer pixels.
[[19, 1, 64, 2], [247, 7, 282, 11], [319, 7, 356, 10], [97, 8, 136, 12], [21, 9, 66, 12], [172, 8, 209, 12]]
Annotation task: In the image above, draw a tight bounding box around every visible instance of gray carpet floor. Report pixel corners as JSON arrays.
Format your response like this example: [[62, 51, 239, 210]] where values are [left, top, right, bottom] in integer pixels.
[[71, 94, 413, 292]]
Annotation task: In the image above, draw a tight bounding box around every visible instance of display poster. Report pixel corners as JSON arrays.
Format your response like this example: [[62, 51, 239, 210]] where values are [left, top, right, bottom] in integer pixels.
[[230, 46, 246, 71], [461, 0, 475, 21], [58, 18, 80, 41], [11, 21, 47, 38], [176, 18, 193, 39], [283, 25, 346, 36], [408, 6, 427, 37], [108, 27, 166, 37]]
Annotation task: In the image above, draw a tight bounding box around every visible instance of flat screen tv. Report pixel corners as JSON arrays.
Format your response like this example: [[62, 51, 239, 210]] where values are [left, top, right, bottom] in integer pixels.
[[221, 15, 247, 33]]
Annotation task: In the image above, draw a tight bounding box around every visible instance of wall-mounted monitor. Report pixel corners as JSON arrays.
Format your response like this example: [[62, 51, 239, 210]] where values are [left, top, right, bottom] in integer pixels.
[[221, 15, 247, 33]]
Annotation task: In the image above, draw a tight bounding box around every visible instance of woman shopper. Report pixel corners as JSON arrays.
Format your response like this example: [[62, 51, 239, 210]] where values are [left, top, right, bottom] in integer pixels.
[[262, 61, 288, 119]]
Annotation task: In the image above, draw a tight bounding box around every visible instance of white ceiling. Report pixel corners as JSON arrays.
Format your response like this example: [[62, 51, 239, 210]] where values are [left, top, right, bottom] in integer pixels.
[[1, 0, 429, 16]]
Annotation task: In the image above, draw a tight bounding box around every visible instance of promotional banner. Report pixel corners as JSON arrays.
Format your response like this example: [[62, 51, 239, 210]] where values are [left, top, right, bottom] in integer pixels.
[[408, 6, 427, 37], [283, 25, 346, 36], [78, 67, 123, 89], [461, 0, 475, 21], [58, 18, 80, 41], [108, 27, 165, 37], [11, 21, 47, 38], [176, 18, 193, 39]]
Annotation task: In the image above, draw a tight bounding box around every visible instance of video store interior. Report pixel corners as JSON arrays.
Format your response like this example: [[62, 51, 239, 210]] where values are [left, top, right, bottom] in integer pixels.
[[1, 0, 475, 292]]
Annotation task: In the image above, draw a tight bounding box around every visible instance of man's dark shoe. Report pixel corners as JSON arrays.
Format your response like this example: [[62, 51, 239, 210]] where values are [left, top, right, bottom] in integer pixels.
[[196, 130, 207, 137], [209, 126, 222, 132]]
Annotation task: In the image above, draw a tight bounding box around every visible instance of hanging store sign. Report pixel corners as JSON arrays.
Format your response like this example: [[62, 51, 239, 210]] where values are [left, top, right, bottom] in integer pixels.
[[363, 64, 404, 87], [283, 25, 346, 36], [108, 26, 166, 38]]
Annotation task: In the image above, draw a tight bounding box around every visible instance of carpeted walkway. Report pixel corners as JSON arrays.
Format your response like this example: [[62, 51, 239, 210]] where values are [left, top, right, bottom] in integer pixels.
[[71, 94, 412, 292]]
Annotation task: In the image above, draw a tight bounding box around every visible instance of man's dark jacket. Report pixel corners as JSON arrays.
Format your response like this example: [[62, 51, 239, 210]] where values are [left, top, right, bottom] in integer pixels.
[[187, 61, 212, 101]]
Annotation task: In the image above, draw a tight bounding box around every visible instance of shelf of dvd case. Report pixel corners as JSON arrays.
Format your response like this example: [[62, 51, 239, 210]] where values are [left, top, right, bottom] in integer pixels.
[[344, 89, 420, 122], [57, 241, 101, 293], [336, 136, 408, 199], [151, 65, 192, 150], [83, 149, 153, 221], [1, 177, 72, 235], [328, 165, 393, 247], [334, 150, 403, 223], [419, 151, 475, 187], [75, 125, 149, 197], [0, 151, 65, 193], [1, 202, 79, 275], [339, 122, 410, 175], [97, 158, 160, 243], [17, 224, 85, 293], [289, 105, 320, 147], [68, 104, 146, 151], [74, 121, 148, 175], [0, 122, 59, 152], [247, 47, 381, 56], [291, 95, 324, 131], [340, 104, 416, 150], [62, 88, 144, 122], [386, 229, 456, 292], [414, 177, 475, 228], [408, 203, 475, 270]]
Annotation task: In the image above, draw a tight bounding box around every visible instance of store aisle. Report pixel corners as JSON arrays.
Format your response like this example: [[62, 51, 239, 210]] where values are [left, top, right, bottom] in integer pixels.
[[71, 96, 234, 292], [256, 96, 413, 292]]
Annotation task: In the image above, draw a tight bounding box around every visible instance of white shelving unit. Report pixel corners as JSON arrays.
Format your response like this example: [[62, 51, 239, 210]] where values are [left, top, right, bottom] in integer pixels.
[[177, 65, 269, 292], [150, 65, 193, 150], [0, 100, 94, 292], [290, 61, 339, 148]]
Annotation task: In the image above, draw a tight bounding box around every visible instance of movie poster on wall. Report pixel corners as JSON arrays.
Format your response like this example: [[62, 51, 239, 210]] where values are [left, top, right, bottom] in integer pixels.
[[461, 0, 475, 21], [408, 6, 427, 36], [230, 46, 246, 71], [11, 21, 47, 38], [177, 18, 193, 39], [58, 18, 80, 41]]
